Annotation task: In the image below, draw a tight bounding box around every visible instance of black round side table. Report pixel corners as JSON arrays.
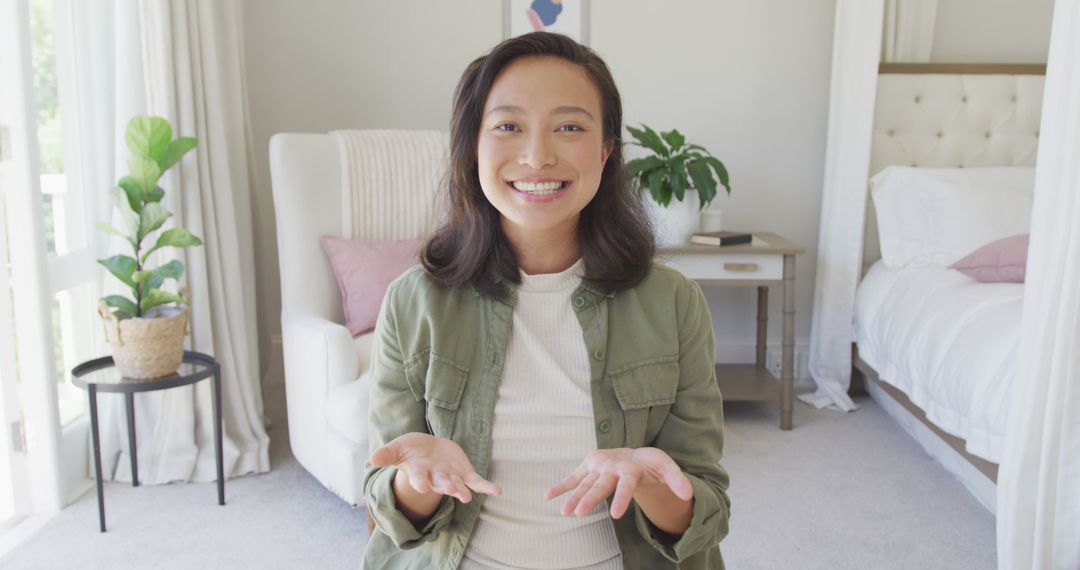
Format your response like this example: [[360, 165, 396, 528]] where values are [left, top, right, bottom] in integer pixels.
[[71, 350, 225, 532]]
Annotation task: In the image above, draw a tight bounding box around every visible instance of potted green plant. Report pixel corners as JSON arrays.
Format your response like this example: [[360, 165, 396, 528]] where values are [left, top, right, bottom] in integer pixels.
[[625, 123, 731, 245], [96, 115, 202, 379]]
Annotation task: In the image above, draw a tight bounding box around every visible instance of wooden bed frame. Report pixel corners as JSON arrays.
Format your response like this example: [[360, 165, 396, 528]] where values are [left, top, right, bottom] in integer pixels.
[[848, 344, 999, 482], [849, 62, 1045, 486]]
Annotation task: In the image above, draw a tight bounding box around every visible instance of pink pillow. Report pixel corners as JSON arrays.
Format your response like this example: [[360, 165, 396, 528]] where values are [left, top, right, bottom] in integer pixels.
[[948, 233, 1028, 283], [321, 236, 423, 336]]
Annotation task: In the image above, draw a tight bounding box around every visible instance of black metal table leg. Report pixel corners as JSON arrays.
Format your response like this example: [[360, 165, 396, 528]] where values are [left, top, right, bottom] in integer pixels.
[[125, 392, 138, 486], [88, 385, 106, 532], [212, 363, 225, 505]]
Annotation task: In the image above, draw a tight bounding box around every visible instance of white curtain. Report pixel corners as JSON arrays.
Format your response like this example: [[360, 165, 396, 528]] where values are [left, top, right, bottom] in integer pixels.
[[997, 0, 1080, 567], [802, 0, 885, 412], [881, 0, 937, 63], [73, 0, 269, 484]]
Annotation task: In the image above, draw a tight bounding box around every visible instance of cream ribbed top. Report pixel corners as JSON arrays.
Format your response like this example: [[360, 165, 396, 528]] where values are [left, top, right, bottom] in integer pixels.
[[460, 258, 622, 570]]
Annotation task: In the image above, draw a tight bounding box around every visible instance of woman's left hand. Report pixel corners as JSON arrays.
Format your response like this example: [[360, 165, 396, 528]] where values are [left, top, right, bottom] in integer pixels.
[[545, 447, 693, 519]]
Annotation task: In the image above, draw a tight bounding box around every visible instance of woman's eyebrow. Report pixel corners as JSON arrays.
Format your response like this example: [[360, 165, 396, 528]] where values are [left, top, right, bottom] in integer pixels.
[[486, 105, 595, 120]]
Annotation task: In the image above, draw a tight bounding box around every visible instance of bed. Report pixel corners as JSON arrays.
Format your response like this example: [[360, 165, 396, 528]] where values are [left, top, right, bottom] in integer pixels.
[[849, 63, 1045, 512]]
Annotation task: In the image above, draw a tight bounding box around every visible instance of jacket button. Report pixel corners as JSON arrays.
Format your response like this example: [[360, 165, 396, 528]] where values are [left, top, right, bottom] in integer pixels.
[[593, 350, 604, 360], [598, 420, 611, 433], [573, 295, 586, 308]]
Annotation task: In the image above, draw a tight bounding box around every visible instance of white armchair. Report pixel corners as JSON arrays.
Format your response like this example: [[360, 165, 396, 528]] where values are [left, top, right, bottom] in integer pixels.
[[268, 130, 447, 505]]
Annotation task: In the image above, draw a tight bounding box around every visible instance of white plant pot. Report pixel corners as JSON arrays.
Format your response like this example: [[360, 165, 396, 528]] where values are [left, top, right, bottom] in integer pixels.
[[647, 189, 701, 246], [699, 207, 724, 233]]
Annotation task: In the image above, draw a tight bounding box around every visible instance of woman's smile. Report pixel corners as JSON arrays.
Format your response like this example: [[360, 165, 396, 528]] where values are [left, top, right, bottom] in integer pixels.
[[507, 178, 573, 202]]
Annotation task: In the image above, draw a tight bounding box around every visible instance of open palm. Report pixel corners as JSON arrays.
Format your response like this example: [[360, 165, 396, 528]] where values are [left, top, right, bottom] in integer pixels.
[[545, 447, 693, 519], [370, 432, 501, 503]]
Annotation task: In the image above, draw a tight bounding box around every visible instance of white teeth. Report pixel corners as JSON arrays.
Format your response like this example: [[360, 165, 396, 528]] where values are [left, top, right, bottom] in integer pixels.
[[511, 180, 565, 194]]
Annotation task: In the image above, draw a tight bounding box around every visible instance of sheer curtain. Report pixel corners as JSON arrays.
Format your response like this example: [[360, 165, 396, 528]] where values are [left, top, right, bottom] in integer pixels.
[[72, 0, 269, 485], [881, 0, 937, 63], [996, 0, 1080, 566], [802, 0, 885, 412]]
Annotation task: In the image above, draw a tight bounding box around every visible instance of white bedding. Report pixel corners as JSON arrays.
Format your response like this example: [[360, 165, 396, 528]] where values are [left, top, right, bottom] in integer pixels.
[[853, 260, 1023, 463]]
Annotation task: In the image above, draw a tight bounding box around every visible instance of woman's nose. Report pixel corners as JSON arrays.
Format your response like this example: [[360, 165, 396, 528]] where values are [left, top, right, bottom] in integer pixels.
[[518, 133, 556, 169]]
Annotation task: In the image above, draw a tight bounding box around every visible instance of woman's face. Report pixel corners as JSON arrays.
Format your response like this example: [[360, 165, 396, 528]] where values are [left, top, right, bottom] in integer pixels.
[[477, 56, 613, 240]]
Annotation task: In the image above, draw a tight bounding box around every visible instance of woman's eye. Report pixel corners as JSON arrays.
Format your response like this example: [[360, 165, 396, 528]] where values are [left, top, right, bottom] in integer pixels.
[[495, 123, 519, 132], [559, 124, 583, 132]]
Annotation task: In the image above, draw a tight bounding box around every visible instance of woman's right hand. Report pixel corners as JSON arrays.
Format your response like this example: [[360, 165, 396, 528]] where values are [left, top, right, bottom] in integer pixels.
[[369, 432, 502, 503]]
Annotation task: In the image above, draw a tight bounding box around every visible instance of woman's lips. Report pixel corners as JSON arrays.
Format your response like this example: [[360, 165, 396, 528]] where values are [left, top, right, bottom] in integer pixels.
[[507, 180, 571, 203]]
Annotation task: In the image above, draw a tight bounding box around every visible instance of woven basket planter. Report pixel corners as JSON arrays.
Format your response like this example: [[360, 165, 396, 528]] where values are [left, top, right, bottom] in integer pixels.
[[98, 293, 189, 379]]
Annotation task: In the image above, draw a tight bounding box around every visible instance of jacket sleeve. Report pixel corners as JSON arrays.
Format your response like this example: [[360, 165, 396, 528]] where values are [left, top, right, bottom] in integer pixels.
[[362, 281, 456, 549], [632, 278, 731, 562]]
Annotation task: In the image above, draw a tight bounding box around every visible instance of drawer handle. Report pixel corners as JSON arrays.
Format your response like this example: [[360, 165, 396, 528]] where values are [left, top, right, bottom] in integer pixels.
[[724, 262, 760, 272]]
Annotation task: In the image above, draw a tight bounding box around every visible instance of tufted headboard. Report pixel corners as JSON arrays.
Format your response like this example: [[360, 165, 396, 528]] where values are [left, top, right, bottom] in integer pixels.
[[861, 63, 1045, 272]]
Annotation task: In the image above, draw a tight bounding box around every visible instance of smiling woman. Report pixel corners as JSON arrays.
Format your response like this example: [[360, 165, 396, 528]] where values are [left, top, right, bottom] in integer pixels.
[[362, 32, 731, 570]]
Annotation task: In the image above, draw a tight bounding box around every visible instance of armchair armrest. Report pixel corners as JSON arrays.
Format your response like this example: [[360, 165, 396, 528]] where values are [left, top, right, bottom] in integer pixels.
[[280, 311, 370, 489], [281, 312, 366, 393]]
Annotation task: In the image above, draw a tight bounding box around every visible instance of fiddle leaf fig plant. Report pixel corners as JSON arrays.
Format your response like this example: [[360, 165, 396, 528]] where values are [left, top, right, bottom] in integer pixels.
[[625, 123, 731, 209], [97, 115, 202, 318]]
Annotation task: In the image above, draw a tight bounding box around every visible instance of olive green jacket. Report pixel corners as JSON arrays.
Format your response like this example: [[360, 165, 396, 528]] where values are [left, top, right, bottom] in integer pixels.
[[362, 263, 731, 570]]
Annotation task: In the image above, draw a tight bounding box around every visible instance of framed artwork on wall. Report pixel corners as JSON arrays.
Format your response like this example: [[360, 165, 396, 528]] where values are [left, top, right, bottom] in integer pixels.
[[503, 0, 590, 46]]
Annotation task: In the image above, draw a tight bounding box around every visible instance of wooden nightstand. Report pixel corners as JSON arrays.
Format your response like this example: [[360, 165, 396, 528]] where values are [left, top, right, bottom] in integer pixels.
[[657, 232, 805, 430]]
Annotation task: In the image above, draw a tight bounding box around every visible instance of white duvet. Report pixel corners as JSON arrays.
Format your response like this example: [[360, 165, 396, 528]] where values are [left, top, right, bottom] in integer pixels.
[[853, 261, 1024, 463]]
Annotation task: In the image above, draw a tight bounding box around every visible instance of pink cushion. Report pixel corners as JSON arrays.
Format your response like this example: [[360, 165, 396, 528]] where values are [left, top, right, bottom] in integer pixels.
[[948, 233, 1029, 283], [321, 236, 423, 336]]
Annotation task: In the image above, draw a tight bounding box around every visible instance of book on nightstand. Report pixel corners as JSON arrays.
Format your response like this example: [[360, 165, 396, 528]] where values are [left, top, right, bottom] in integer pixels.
[[689, 230, 753, 246]]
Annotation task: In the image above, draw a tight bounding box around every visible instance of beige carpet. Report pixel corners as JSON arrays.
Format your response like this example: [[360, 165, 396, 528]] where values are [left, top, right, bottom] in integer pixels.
[[0, 358, 995, 569]]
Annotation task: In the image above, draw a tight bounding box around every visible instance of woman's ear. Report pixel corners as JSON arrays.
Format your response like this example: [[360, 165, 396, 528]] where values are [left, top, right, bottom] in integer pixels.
[[601, 139, 614, 166]]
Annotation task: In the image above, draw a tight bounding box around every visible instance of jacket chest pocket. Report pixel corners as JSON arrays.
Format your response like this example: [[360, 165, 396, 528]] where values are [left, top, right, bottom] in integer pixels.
[[609, 356, 679, 448], [403, 350, 470, 440]]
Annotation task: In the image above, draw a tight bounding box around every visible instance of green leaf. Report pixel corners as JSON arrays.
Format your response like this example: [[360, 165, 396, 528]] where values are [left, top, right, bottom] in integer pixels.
[[125, 116, 172, 161], [132, 270, 152, 284], [129, 155, 162, 196], [661, 129, 686, 152], [144, 259, 184, 290], [99, 255, 138, 288], [686, 159, 718, 209], [157, 137, 197, 172], [145, 186, 165, 203], [109, 187, 139, 234], [96, 221, 136, 248], [702, 156, 732, 194], [117, 176, 143, 212], [103, 295, 138, 317], [627, 124, 669, 157], [140, 288, 187, 312], [645, 169, 669, 206], [685, 144, 709, 153], [625, 156, 664, 179], [141, 228, 202, 263], [138, 202, 172, 243], [669, 167, 688, 202]]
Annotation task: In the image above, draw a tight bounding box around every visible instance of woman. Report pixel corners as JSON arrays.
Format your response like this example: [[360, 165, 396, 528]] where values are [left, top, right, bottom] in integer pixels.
[[363, 32, 730, 569]]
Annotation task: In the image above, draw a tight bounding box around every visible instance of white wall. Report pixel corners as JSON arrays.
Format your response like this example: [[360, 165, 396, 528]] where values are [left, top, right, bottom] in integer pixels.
[[243, 0, 503, 374], [244, 0, 1052, 382], [931, 0, 1053, 63]]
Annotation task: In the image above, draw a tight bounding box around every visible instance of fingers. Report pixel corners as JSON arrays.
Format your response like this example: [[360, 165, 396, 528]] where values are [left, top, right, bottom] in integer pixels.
[[368, 444, 399, 468], [545, 464, 589, 501], [450, 474, 473, 503], [559, 472, 599, 516], [407, 466, 431, 494], [463, 472, 502, 497], [609, 471, 640, 519], [573, 473, 619, 517], [662, 461, 694, 501]]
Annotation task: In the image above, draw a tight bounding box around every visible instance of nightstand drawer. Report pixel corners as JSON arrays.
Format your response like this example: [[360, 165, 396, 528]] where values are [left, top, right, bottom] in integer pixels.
[[657, 252, 783, 281]]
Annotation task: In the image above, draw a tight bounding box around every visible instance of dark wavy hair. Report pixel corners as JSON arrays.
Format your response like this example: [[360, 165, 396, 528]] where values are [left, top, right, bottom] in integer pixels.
[[421, 32, 655, 298]]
